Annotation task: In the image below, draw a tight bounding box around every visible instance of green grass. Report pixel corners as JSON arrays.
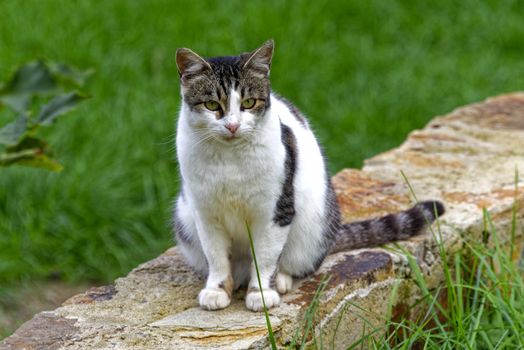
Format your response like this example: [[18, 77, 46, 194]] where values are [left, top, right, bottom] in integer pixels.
[[1, 0, 524, 299], [354, 173, 523, 349], [350, 214, 524, 349]]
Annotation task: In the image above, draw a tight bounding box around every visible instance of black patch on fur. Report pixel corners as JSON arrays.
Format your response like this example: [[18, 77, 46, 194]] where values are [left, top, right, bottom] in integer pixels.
[[274, 94, 308, 128], [273, 123, 297, 226]]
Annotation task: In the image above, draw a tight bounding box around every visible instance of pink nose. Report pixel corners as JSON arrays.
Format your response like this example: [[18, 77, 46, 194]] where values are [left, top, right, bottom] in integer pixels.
[[225, 122, 240, 134]]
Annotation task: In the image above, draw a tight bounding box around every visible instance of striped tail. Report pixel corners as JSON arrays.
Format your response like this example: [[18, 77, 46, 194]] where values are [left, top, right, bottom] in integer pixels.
[[330, 200, 445, 253]]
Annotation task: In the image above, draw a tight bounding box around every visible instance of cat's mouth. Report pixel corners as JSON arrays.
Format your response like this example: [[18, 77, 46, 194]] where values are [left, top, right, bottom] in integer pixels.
[[214, 129, 252, 145], [218, 133, 246, 145], [221, 131, 241, 140], [224, 136, 241, 144]]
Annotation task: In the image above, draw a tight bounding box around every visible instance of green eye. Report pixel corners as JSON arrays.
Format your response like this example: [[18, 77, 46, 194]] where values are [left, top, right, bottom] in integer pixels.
[[241, 98, 256, 109], [204, 101, 220, 111]]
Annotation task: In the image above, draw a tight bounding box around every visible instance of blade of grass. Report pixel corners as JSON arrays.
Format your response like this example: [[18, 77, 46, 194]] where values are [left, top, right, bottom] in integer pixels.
[[245, 222, 278, 350], [510, 167, 519, 260]]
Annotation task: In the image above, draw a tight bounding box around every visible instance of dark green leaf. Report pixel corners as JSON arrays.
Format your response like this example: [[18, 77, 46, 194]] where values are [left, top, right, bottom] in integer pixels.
[[0, 135, 62, 171], [0, 94, 31, 113], [0, 94, 29, 112], [3, 61, 56, 94], [0, 61, 57, 112], [47, 62, 94, 87], [0, 114, 28, 146], [37, 92, 87, 126]]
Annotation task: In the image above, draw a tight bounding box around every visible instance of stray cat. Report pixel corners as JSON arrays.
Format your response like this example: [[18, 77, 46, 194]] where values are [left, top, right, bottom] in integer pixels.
[[173, 40, 444, 312]]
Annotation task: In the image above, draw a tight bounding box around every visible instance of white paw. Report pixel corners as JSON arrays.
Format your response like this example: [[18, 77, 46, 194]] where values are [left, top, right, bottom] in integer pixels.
[[198, 288, 231, 310], [276, 272, 293, 294], [246, 288, 280, 311]]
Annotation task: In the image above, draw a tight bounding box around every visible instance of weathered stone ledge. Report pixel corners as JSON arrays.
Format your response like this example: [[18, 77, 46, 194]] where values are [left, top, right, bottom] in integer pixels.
[[2, 93, 524, 349]]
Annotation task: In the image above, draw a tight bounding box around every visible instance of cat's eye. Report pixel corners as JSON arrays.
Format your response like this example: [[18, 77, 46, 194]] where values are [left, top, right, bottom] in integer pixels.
[[241, 98, 256, 109], [204, 101, 220, 111]]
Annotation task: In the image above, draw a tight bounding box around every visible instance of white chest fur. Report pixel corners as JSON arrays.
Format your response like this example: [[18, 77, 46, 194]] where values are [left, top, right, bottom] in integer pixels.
[[176, 105, 286, 236]]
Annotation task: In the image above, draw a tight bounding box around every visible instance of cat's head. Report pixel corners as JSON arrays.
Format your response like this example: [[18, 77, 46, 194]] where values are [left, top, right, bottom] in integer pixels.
[[176, 40, 274, 144]]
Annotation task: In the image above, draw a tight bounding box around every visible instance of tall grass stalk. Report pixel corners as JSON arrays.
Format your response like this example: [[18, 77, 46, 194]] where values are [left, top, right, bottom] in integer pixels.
[[246, 222, 278, 350]]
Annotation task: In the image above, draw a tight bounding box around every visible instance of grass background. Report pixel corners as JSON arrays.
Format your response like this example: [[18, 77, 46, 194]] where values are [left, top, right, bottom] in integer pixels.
[[1, 0, 523, 334]]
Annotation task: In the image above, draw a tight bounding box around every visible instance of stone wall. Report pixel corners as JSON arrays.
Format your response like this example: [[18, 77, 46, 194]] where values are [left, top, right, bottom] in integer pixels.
[[2, 93, 524, 350]]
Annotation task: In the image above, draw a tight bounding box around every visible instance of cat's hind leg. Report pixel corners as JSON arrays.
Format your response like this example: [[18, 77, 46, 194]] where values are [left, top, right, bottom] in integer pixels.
[[174, 196, 208, 274]]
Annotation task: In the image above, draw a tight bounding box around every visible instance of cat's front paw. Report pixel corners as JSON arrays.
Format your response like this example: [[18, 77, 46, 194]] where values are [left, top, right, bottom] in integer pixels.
[[198, 288, 231, 310], [246, 288, 280, 311]]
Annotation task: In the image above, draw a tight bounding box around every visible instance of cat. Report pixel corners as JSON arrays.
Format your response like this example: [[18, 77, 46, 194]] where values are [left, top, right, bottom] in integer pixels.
[[173, 40, 445, 312]]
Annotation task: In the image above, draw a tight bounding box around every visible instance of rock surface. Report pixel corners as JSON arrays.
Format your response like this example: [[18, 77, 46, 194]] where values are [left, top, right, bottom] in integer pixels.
[[2, 93, 524, 350]]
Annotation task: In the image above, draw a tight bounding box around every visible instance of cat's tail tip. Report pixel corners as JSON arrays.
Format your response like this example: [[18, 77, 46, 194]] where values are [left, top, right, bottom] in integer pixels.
[[414, 200, 446, 222]]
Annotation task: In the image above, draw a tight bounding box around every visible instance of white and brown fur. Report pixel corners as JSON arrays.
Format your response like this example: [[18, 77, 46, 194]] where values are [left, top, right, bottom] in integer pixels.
[[173, 40, 445, 311]]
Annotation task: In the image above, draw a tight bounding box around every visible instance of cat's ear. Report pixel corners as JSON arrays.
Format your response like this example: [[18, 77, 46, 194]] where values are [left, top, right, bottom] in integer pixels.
[[176, 48, 211, 83], [242, 39, 274, 77]]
